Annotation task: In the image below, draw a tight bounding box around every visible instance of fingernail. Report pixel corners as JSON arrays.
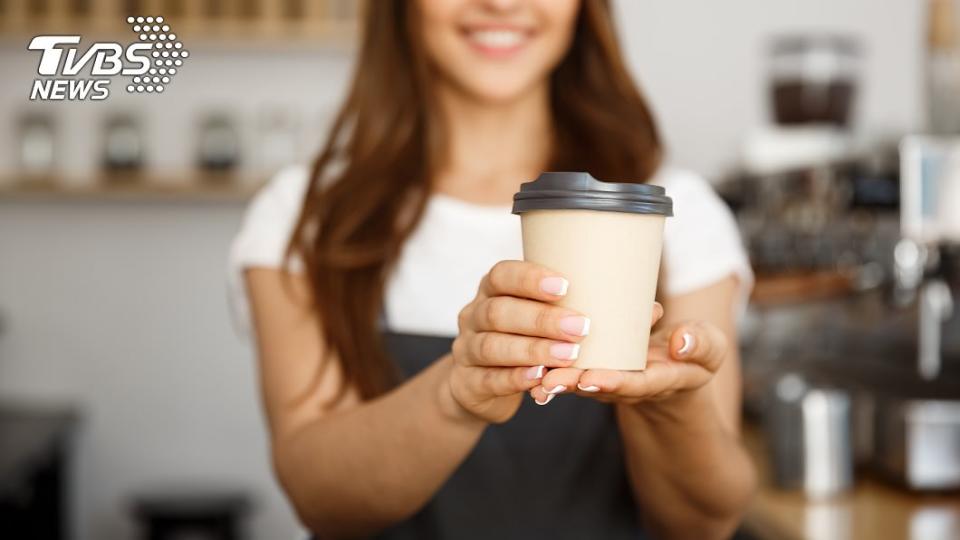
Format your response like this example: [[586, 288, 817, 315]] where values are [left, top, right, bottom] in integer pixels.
[[540, 277, 569, 296], [535, 393, 556, 406], [549, 342, 580, 361], [678, 333, 695, 357], [525, 365, 545, 380], [544, 384, 566, 395], [577, 383, 600, 392], [559, 316, 590, 336]]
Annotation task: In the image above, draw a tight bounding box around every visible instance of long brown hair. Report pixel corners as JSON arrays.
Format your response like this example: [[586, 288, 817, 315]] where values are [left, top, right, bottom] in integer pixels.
[[287, 0, 662, 401]]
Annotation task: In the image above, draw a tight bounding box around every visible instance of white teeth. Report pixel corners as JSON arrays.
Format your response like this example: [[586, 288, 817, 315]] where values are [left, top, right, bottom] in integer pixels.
[[469, 30, 525, 49]]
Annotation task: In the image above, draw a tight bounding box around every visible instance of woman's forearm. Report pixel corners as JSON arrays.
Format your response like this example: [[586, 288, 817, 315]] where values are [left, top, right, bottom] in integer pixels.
[[273, 355, 486, 537], [616, 388, 756, 540]]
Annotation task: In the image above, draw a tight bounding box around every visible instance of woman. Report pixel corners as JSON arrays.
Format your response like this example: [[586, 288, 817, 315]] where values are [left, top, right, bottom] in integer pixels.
[[230, 1, 757, 538]]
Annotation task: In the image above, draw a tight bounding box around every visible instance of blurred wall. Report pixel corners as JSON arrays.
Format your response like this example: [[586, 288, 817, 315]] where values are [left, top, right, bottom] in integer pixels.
[[0, 200, 305, 539], [616, 0, 925, 173], [0, 1, 927, 539]]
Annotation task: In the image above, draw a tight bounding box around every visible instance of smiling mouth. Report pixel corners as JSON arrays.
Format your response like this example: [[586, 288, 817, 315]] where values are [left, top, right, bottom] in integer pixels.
[[463, 27, 534, 56]]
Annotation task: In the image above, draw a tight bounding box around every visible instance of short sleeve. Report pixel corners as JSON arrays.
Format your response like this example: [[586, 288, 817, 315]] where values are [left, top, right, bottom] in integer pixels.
[[653, 168, 754, 314], [226, 165, 310, 335]]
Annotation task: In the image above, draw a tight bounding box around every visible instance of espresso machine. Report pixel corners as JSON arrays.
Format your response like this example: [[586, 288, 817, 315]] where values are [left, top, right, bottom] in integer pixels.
[[736, 135, 960, 494], [895, 137, 960, 379], [873, 136, 960, 490], [729, 31, 960, 493]]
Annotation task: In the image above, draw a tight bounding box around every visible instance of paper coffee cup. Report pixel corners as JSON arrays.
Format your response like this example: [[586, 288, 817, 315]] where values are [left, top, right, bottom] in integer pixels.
[[512, 172, 673, 371]]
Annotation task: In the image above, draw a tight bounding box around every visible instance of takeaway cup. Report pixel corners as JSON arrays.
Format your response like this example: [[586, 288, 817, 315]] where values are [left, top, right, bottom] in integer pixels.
[[512, 172, 673, 370]]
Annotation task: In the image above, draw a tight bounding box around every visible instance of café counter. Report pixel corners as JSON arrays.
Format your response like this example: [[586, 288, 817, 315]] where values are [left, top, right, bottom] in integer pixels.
[[741, 424, 960, 540]]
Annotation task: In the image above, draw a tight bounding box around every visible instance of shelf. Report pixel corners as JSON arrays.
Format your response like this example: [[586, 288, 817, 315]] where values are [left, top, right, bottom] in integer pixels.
[[0, 0, 359, 46], [0, 175, 265, 203], [0, 21, 358, 48], [751, 270, 856, 307]]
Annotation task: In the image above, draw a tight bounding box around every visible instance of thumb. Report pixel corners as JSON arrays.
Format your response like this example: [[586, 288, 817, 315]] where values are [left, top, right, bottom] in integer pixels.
[[668, 322, 728, 373]]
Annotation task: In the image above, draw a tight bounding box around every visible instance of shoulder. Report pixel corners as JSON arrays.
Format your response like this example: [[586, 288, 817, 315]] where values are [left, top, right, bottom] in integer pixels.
[[244, 165, 311, 227], [227, 165, 312, 335], [651, 167, 736, 239], [230, 165, 311, 272], [650, 167, 754, 302]]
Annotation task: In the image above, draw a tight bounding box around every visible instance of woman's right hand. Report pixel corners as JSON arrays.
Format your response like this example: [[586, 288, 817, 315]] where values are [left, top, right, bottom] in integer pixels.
[[447, 260, 591, 424]]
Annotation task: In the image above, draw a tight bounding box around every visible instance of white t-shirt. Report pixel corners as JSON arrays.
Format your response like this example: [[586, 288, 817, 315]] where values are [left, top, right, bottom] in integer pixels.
[[228, 166, 753, 337]]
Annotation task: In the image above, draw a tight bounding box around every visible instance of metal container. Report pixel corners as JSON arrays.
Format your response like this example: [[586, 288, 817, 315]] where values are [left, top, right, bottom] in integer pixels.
[[874, 398, 960, 490], [18, 114, 56, 178], [766, 373, 855, 497]]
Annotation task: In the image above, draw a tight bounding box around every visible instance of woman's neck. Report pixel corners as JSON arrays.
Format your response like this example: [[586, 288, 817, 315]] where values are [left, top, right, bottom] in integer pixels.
[[433, 81, 553, 205]]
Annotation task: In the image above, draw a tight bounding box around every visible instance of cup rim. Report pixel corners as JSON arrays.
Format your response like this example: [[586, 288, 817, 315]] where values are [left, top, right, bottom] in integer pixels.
[[512, 172, 673, 217]]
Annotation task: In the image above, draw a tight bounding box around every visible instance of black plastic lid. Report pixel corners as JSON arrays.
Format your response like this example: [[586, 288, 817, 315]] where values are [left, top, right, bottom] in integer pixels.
[[512, 172, 673, 216]]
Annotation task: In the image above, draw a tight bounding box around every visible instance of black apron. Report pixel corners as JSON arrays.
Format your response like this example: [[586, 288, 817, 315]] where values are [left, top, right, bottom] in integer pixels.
[[365, 331, 647, 540]]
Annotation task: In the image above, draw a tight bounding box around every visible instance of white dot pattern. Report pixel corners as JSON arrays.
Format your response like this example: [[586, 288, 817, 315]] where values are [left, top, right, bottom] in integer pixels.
[[126, 15, 188, 94]]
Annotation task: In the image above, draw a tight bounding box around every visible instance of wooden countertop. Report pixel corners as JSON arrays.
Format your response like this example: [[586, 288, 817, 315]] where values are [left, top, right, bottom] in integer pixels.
[[741, 424, 960, 540]]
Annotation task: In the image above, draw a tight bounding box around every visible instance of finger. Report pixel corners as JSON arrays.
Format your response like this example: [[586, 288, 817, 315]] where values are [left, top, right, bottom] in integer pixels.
[[540, 367, 584, 395], [669, 322, 728, 373], [472, 365, 546, 398], [472, 296, 590, 340], [464, 331, 581, 368], [576, 363, 713, 400], [529, 367, 583, 405], [479, 260, 569, 302], [651, 302, 664, 327]]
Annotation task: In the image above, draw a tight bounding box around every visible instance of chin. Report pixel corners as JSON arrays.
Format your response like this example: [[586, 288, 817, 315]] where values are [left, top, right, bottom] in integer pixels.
[[449, 67, 547, 105], [468, 82, 537, 104]]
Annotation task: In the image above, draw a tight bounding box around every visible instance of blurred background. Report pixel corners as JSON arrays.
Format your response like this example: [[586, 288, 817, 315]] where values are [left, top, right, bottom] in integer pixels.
[[0, 0, 958, 539]]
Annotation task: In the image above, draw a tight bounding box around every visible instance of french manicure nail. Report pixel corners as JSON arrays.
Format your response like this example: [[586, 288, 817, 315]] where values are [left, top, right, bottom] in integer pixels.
[[535, 393, 556, 406], [577, 383, 600, 392], [678, 333, 695, 356], [559, 316, 591, 336], [544, 384, 566, 395], [525, 365, 545, 380], [549, 342, 580, 361], [540, 276, 569, 296]]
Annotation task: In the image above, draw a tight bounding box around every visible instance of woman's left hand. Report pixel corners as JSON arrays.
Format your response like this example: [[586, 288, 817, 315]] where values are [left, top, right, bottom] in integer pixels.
[[528, 303, 729, 406]]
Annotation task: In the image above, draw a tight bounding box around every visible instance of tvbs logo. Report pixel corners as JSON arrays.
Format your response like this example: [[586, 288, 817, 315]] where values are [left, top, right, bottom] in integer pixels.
[[28, 16, 187, 101]]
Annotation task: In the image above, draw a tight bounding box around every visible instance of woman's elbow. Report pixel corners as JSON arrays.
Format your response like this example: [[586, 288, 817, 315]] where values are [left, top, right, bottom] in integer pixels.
[[656, 459, 758, 540], [702, 460, 759, 539], [271, 443, 323, 530], [270, 441, 407, 537]]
